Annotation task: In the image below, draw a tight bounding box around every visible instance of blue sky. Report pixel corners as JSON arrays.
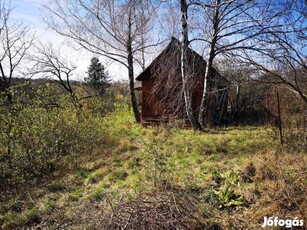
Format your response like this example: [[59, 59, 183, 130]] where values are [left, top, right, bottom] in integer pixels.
[[8, 0, 127, 81], [7, 0, 172, 82], [10, 0, 43, 28]]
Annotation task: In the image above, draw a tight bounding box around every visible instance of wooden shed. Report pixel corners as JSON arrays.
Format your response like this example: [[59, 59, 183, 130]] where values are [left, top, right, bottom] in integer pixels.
[[136, 37, 228, 126]]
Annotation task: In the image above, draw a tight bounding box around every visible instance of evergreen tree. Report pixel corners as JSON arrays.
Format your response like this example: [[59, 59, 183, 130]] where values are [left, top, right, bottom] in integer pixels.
[[85, 57, 110, 95]]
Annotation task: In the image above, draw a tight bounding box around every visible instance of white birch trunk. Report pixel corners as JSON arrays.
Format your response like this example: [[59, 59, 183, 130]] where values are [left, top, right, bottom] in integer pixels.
[[180, 0, 203, 131]]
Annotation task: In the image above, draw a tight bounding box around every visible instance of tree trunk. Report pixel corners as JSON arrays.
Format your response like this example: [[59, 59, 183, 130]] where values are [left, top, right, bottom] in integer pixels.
[[141, 33, 146, 71], [180, 0, 203, 131], [276, 88, 284, 145], [231, 84, 241, 121], [127, 9, 141, 123], [198, 0, 220, 127], [199, 52, 214, 126], [4, 83, 13, 104]]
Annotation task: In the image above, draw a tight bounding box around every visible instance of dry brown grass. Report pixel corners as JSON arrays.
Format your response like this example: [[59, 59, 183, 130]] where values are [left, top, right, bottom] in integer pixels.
[[240, 150, 307, 229]]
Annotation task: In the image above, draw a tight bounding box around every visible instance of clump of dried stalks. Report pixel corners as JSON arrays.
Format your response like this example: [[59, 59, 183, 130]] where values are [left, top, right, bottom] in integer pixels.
[[104, 190, 208, 230]]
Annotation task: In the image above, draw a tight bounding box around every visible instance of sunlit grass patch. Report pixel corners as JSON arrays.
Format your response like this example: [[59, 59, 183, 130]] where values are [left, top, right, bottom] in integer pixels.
[[1, 105, 305, 229], [1, 208, 41, 229], [85, 167, 110, 184], [68, 188, 83, 202]]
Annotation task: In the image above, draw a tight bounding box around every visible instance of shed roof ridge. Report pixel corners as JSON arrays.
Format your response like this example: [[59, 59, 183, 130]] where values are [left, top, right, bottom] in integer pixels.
[[136, 37, 206, 81]]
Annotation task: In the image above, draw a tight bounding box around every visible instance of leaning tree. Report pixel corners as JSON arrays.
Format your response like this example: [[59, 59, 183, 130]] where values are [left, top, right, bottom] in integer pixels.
[[177, 0, 295, 126]]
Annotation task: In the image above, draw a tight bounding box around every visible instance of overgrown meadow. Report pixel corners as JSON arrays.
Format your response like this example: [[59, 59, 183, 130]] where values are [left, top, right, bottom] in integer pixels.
[[0, 82, 306, 229]]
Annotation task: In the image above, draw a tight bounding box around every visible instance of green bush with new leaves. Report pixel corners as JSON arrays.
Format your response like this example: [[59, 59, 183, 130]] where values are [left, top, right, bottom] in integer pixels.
[[0, 82, 110, 185]]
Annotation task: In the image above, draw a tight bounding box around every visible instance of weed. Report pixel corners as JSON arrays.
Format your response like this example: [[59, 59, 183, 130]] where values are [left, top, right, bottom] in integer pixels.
[[214, 185, 245, 208], [213, 170, 245, 208], [219, 170, 240, 185]]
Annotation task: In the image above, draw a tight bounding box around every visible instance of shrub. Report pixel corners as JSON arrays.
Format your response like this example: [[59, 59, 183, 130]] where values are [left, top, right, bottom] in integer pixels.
[[0, 83, 111, 186]]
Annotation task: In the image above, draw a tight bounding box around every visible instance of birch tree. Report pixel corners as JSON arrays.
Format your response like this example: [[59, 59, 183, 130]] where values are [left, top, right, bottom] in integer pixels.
[[180, 0, 203, 131], [185, 0, 290, 126]]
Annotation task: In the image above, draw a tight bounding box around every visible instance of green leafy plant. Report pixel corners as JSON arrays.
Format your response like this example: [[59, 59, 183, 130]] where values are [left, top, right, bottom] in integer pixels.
[[213, 170, 245, 208], [220, 170, 240, 185], [214, 185, 245, 208]]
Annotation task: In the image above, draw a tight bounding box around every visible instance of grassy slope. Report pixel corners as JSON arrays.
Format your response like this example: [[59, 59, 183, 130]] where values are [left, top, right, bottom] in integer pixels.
[[1, 109, 306, 229]]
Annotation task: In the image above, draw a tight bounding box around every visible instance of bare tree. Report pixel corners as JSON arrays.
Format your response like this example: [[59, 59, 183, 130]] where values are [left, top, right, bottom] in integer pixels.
[[0, 0, 34, 103], [134, 0, 157, 71], [43, 0, 162, 123], [217, 59, 252, 119], [238, 1, 307, 103], [181, 0, 291, 126], [180, 0, 203, 131], [30, 42, 81, 108]]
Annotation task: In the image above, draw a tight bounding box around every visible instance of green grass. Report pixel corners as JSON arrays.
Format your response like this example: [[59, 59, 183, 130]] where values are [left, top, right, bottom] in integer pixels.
[[0, 108, 306, 229]]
